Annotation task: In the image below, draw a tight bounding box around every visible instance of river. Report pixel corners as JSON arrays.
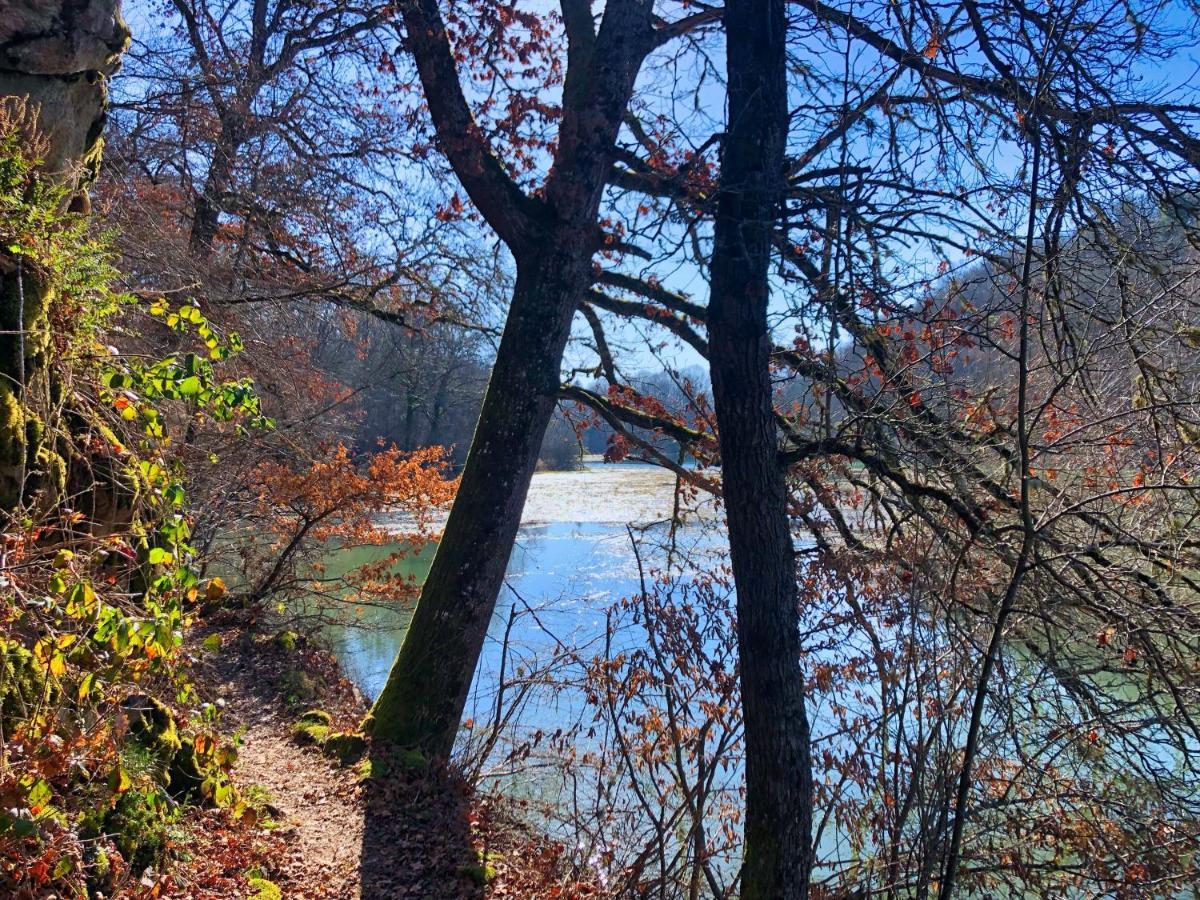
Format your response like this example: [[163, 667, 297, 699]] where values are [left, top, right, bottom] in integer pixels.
[[309, 457, 1194, 896], [322, 457, 722, 707]]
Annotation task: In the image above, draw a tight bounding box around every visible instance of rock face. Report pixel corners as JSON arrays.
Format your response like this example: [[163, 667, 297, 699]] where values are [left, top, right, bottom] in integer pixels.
[[0, 0, 130, 176], [0, 0, 129, 511]]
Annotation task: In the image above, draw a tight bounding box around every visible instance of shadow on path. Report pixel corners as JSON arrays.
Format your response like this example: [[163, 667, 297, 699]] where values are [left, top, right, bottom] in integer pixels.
[[359, 745, 486, 899]]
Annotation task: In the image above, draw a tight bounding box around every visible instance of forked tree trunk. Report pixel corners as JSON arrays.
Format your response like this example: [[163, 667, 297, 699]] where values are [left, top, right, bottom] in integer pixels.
[[707, 0, 814, 896], [366, 0, 657, 756], [0, 0, 129, 514], [188, 118, 242, 254]]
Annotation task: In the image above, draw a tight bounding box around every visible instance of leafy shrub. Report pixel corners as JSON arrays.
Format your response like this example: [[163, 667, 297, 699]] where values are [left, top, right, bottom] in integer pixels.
[[0, 114, 257, 896]]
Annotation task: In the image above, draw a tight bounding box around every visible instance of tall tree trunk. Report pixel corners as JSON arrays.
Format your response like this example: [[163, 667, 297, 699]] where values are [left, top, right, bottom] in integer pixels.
[[0, 0, 130, 514], [366, 0, 656, 756], [189, 119, 240, 253], [707, 1, 813, 896], [368, 236, 589, 755]]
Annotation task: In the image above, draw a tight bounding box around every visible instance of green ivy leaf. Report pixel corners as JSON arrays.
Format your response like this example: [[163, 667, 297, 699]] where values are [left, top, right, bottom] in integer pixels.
[[27, 779, 52, 811]]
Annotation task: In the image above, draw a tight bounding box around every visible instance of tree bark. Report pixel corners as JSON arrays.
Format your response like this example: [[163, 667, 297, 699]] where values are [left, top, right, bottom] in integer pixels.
[[0, 0, 129, 513], [707, 0, 813, 896], [367, 0, 658, 756], [368, 233, 589, 754], [188, 119, 240, 253]]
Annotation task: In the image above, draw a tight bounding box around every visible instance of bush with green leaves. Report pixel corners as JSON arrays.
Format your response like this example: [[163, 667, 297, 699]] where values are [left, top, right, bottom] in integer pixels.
[[0, 112, 268, 895]]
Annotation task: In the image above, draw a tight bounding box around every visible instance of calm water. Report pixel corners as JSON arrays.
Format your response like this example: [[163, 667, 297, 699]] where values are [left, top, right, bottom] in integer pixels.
[[322, 459, 722, 707], [312, 459, 1192, 894]]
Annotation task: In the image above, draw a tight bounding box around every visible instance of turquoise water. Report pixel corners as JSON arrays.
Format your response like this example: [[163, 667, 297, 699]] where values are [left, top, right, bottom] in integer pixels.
[[320, 460, 719, 712], [330, 520, 697, 700], [310, 462, 1198, 896]]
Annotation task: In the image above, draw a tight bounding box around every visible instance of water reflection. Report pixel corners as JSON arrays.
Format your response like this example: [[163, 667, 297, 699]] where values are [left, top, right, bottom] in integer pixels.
[[329, 519, 718, 703], [325, 461, 719, 705]]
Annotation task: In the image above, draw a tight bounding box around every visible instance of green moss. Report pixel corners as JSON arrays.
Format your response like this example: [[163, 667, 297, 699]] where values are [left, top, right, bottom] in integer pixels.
[[398, 749, 429, 772], [21, 411, 42, 457], [103, 789, 174, 875], [322, 731, 366, 763], [278, 669, 323, 705], [354, 757, 383, 782], [93, 420, 122, 451], [292, 721, 330, 746], [292, 712, 360, 756], [247, 876, 283, 900], [457, 862, 497, 886], [22, 281, 52, 359], [121, 740, 166, 784], [0, 385, 33, 508], [87, 845, 112, 895], [35, 442, 67, 496], [274, 630, 298, 652], [168, 738, 205, 799], [0, 640, 48, 731], [240, 784, 277, 826], [118, 696, 236, 806], [297, 708, 331, 726], [124, 695, 183, 760], [0, 386, 21, 466]]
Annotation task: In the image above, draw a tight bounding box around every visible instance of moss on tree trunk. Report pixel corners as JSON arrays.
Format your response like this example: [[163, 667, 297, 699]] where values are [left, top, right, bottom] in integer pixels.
[[366, 244, 588, 757], [0, 266, 70, 509]]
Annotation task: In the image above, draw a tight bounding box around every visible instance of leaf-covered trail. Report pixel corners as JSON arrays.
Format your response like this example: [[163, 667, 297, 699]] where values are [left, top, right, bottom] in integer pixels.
[[186, 619, 593, 899], [210, 641, 365, 897]]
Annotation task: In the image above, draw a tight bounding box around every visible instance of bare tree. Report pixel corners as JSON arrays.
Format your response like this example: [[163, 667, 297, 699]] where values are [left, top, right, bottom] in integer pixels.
[[706, 0, 813, 895], [366, 0, 720, 755], [551, 0, 1200, 894]]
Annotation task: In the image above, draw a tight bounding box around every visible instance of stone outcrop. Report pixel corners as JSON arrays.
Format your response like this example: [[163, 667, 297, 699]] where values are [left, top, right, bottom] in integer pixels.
[[0, 0, 128, 512], [0, 0, 130, 175]]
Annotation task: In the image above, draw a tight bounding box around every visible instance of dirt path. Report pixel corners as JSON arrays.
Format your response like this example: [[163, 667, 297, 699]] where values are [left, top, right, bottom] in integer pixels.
[[184, 619, 587, 899], [231, 726, 363, 896], [193, 625, 367, 898]]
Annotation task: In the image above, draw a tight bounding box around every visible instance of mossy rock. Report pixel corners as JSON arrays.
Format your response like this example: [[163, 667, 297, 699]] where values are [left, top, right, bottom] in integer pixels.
[[0, 270, 72, 509], [103, 789, 172, 875], [297, 708, 331, 726], [292, 721, 330, 746], [167, 736, 205, 798], [119, 694, 234, 804], [35, 442, 67, 497], [322, 731, 366, 763], [123, 694, 183, 760], [0, 386, 24, 468], [398, 749, 430, 772], [166, 736, 237, 807], [274, 630, 298, 652], [0, 640, 48, 731], [354, 757, 383, 782], [0, 385, 52, 509], [457, 862, 497, 886], [85, 844, 116, 896], [278, 669, 323, 704], [247, 876, 282, 900]]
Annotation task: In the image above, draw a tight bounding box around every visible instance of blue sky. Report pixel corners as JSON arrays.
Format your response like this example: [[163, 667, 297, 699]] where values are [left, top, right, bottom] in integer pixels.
[[113, 0, 1200, 380]]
